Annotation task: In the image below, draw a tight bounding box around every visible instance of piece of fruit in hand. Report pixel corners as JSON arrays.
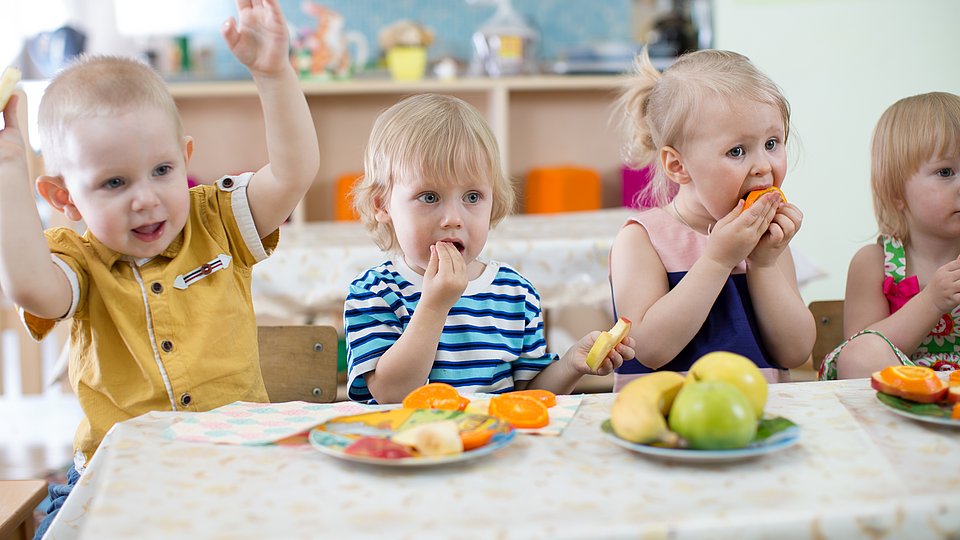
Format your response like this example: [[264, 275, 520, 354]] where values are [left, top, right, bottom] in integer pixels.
[[585, 317, 631, 370], [741, 186, 786, 212], [0, 66, 21, 110]]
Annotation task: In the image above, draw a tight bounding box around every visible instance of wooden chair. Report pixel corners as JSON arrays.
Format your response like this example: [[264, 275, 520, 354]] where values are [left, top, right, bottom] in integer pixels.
[[0, 479, 47, 540], [257, 325, 339, 403], [809, 300, 845, 372]]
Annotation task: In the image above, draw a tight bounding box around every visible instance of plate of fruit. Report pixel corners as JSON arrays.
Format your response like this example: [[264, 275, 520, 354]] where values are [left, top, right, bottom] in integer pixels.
[[602, 352, 800, 463], [871, 366, 960, 426], [309, 408, 516, 466]]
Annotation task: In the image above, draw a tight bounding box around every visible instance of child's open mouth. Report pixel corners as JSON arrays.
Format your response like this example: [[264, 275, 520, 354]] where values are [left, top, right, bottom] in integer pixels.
[[132, 222, 165, 242]]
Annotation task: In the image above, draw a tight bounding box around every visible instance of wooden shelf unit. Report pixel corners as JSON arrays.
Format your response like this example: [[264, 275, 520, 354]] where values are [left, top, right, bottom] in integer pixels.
[[170, 75, 628, 222]]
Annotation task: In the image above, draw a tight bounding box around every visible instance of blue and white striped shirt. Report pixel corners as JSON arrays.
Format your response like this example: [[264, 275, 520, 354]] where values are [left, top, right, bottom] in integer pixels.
[[344, 259, 557, 402]]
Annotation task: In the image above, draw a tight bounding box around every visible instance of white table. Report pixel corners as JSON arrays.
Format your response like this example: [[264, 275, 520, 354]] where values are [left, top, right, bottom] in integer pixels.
[[47, 379, 960, 539]]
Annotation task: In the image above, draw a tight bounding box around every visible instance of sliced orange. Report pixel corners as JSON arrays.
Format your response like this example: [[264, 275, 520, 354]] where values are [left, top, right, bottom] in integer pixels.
[[401, 383, 464, 410], [742, 186, 786, 212], [870, 365, 948, 403], [459, 428, 496, 451], [949, 370, 960, 387], [953, 402, 960, 420], [488, 394, 549, 429], [508, 389, 557, 408]]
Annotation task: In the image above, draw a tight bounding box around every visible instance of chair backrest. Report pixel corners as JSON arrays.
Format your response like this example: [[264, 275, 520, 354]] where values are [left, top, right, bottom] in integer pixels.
[[257, 325, 339, 403], [809, 300, 844, 372]]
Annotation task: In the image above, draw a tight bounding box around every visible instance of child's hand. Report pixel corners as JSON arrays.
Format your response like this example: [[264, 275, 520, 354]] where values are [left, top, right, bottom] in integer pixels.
[[920, 257, 960, 314], [566, 332, 635, 376], [703, 192, 778, 269], [748, 200, 803, 268], [0, 95, 29, 181], [419, 242, 469, 314], [222, 0, 291, 77]]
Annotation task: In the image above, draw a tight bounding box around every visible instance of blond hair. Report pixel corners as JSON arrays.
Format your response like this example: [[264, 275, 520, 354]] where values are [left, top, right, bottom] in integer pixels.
[[38, 55, 183, 176], [354, 93, 515, 252], [619, 48, 791, 208], [871, 92, 960, 243]]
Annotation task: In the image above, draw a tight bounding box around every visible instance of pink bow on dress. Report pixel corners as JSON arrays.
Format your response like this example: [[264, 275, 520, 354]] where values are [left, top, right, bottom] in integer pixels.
[[882, 275, 920, 313]]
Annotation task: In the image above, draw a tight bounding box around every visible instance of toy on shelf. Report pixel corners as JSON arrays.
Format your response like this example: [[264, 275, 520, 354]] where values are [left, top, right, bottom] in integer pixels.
[[295, 1, 368, 80]]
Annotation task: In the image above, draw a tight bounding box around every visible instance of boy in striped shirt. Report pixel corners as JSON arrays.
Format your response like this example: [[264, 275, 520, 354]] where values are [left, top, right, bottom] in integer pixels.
[[344, 94, 635, 403]]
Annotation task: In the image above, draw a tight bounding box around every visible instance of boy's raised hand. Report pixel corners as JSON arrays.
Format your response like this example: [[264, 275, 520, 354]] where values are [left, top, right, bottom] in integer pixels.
[[704, 192, 778, 269], [222, 0, 290, 76], [419, 242, 469, 314]]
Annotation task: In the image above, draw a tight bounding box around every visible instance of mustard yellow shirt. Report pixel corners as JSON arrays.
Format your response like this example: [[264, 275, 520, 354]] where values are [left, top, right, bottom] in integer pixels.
[[23, 174, 278, 468]]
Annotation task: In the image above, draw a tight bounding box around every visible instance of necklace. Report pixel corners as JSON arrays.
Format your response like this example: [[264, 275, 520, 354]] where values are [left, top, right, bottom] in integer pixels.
[[672, 198, 694, 230]]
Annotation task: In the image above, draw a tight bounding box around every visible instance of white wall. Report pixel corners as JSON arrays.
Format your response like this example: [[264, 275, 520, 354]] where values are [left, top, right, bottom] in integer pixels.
[[713, 0, 960, 303]]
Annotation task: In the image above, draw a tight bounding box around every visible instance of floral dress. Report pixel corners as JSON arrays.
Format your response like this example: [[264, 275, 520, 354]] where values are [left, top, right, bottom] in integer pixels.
[[818, 236, 960, 380]]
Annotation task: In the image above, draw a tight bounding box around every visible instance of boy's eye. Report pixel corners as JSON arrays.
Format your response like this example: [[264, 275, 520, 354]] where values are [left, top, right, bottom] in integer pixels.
[[103, 177, 125, 189], [726, 146, 745, 158], [936, 168, 955, 178], [154, 164, 173, 176], [765, 138, 778, 151], [417, 192, 439, 204], [463, 191, 481, 204]]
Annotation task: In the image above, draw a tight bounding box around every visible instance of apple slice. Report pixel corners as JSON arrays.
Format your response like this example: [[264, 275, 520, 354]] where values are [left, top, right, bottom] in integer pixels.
[[0, 66, 21, 110], [586, 316, 631, 370], [947, 385, 960, 404], [391, 420, 464, 457], [344, 436, 414, 459]]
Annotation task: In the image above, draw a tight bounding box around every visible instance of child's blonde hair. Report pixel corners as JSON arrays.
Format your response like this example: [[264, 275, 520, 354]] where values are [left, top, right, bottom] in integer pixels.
[[871, 92, 960, 243], [619, 48, 791, 208], [38, 55, 183, 176], [354, 93, 515, 252]]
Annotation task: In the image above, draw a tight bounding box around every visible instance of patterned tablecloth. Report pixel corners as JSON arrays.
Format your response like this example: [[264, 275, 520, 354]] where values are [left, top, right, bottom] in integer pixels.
[[48, 379, 960, 539], [251, 208, 634, 324]]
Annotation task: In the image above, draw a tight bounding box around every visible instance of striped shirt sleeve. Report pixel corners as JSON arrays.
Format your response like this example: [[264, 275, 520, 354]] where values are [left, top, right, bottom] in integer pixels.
[[343, 272, 404, 403]]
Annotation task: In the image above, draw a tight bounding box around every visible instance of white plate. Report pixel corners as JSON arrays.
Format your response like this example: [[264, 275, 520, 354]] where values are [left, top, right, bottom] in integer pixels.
[[602, 422, 800, 464], [308, 409, 516, 467], [875, 393, 960, 427]]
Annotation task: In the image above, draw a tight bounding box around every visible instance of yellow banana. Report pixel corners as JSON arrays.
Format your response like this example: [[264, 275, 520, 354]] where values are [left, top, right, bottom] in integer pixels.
[[610, 372, 685, 445]]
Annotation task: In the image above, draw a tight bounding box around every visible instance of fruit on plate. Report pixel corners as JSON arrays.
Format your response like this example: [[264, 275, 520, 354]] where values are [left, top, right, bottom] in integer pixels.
[[948, 385, 960, 404], [402, 382, 469, 410], [949, 370, 960, 387], [488, 393, 549, 429], [668, 380, 758, 450], [391, 420, 464, 456], [609, 371, 685, 445], [507, 389, 557, 407], [0, 66, 20, 110], [586, 317, 632, 370], [687, 351, 767, 417], [741, 186, 786, 212], [344, 436, 415, 459], [870, 365, 948, 403], [953, 402, 960, 420]]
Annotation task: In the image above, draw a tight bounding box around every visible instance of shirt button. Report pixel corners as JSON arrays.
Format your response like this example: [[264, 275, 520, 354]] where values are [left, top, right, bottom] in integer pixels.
[[161, 340, 173, 352], [179, 393, 192, 406], [222, 177, 234, 188], [151, 282, 163, 294]]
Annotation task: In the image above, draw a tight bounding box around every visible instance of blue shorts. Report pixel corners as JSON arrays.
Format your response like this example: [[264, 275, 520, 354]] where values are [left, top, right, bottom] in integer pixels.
[[34, 465, 80, 540]]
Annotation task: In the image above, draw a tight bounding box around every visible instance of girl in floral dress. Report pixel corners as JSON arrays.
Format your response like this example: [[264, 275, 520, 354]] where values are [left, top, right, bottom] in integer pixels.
[[819, 92, 960, 379]]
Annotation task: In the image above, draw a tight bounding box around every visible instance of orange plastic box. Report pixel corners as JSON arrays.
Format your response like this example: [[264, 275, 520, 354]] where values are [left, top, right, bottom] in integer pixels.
[[525, 166, 601, 214], [335, 172, 363, 221]]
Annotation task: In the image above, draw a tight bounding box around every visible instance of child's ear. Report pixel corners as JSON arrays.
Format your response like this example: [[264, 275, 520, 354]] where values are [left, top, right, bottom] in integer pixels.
[[36, 175, 82, 221], [660, 146, 691, 185], [182, 136, 194, 166], [373, 194, 391, 224]]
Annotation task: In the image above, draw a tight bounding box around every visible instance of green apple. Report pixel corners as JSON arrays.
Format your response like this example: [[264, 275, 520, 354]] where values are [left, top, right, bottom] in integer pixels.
[[688, 351, 767, 416], [668, 381, 758, 450]]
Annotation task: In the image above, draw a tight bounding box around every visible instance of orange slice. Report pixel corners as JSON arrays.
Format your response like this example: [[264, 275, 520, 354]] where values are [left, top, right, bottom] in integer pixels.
[[459, 428, 496, 451], [742, 186, 786, 211], [508, 389, 557, 408], [870, 365, 948, 403], [949, 370, 960, 387], [401, 383, 464, 410], [488, 394, 549, 429]]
